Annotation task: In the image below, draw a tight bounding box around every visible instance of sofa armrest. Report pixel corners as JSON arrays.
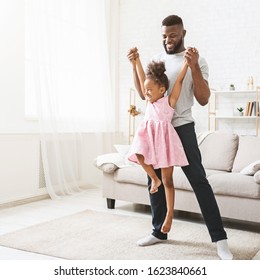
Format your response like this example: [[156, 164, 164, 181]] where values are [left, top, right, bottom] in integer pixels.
[[93, 156, 118, 174]]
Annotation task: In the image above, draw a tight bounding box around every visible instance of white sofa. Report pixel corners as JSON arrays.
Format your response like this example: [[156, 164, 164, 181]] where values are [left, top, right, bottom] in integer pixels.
[[96, 132, 260, 224]]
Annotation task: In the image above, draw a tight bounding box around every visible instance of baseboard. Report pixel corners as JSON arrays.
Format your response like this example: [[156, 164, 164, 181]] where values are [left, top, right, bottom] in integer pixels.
[[0, 194, 50, 209]]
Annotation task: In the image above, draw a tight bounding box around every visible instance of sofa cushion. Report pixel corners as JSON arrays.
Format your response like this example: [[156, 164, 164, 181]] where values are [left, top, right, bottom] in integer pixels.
[[232, 135, 260, 172], [199, 132, 238, 171], [114, 165, 147, 186], [208, 172, 260, 198], [114, 165, 226, 192], [173, 167, 192, 191], [173, 167, 225, 191]]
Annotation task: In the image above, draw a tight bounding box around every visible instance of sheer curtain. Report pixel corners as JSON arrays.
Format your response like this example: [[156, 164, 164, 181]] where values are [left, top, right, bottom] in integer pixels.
[[25, 0, 116, 198]]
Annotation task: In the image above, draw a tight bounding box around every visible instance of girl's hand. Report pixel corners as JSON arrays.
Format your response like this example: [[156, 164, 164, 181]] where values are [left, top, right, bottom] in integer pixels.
[[127, 47, 139, 66], [127, 47, 139, 62]]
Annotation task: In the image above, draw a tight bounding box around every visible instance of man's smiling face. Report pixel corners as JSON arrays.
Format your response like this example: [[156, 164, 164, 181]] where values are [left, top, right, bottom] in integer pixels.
[[162, 24, 186, 54]]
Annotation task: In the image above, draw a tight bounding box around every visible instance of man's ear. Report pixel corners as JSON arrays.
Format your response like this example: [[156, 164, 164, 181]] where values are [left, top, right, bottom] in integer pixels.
[[183, 29, 186, 38]]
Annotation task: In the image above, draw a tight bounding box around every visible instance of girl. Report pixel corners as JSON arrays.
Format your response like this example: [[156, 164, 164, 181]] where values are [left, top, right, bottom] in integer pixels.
[[127, 48, 189, 234]]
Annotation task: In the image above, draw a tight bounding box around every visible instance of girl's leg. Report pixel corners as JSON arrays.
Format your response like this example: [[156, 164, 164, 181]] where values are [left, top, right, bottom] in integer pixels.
[[161, 166, 175, 234], [136, 154, 161, 194]]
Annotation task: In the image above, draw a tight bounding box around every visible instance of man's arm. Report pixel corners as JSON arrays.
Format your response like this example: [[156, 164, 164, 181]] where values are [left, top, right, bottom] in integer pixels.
[[185, 48, 210, 106], [190, 64, 210, 106]]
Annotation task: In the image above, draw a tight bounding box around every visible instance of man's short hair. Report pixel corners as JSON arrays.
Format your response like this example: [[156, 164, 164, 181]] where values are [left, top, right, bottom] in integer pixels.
[[162, 15, 183, 27]]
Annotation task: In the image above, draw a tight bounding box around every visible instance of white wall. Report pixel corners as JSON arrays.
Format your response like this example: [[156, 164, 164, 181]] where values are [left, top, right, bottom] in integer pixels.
[[0, 134, 47, 204], [118, 0, 260, 136]]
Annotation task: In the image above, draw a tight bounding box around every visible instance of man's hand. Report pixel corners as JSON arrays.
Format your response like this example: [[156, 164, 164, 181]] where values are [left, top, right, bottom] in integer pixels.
[[184, 47, 199, 69]]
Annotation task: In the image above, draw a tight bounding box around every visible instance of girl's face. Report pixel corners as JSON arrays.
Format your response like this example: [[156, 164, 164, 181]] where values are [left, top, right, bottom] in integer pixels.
[[144, 78, 165, 103]]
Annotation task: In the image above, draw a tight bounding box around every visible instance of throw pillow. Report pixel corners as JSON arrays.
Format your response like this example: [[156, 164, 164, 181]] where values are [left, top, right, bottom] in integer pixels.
[[254, 170, 260, 184], [113, 144, 137, 166], [199, 132, 238, 172], [94, 152, 126, 169], [113, 144, 131, 155], [240, 160, 260, 175], [232, 135, 260, 172]]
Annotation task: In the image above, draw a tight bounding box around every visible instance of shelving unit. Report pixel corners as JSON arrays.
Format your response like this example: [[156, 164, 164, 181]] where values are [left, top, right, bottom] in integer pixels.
[[208, 86, 260, 136]]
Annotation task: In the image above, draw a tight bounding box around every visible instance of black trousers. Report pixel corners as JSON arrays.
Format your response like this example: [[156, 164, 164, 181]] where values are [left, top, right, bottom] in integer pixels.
[[148, 122, 227, 242]]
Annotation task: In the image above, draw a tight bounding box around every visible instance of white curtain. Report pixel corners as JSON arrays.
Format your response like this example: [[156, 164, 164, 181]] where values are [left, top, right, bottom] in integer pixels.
[[25, 0, 116, 198]]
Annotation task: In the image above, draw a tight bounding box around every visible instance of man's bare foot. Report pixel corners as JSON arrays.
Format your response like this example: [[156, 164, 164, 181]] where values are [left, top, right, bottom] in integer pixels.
[[161, 215, 173, 233], [150, 179, 161, 194]]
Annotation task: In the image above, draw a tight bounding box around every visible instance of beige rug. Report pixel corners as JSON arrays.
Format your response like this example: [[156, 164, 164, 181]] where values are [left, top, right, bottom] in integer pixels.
[[0, 210, 259, 260]]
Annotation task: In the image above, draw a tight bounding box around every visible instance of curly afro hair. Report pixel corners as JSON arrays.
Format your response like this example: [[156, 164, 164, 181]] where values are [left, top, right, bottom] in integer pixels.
[[146, 61, 169, 91]]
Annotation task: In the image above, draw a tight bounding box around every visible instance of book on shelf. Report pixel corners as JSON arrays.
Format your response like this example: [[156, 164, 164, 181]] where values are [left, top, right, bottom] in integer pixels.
[[245, 101, 260, 116], [254, 101, 260, 116], [249, 102, 253, 116], [244, 101, 250, 116]]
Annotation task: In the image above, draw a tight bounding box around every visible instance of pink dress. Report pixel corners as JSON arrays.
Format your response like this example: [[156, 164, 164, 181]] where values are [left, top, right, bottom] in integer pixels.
[[128, 96, 188, 169]]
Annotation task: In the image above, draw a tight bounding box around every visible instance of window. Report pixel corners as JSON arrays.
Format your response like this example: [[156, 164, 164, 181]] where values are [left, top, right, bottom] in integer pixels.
[[25, 0, 115, 132]]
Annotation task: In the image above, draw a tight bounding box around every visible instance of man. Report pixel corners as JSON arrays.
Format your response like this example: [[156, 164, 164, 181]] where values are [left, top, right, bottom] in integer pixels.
[[127, 15, 233, 260]]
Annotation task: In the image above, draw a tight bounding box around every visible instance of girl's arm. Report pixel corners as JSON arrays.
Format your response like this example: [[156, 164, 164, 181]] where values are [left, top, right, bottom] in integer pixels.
[[127, 48, 145, 100], [135, 55, 146, 99], [169, 61, 188, 108]]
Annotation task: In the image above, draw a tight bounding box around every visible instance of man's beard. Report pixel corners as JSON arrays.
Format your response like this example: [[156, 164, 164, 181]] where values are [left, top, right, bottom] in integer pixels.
[[164, 37, 183, 54]]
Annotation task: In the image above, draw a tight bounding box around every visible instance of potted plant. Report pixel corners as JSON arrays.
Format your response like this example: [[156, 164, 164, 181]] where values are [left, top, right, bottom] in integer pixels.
[[229, 84, 235, 91], [237, 107, 244, 116]]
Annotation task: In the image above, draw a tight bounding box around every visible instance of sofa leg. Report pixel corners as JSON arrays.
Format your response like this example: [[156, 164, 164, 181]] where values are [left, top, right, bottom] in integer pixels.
[[107, 198, 115, 209]]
